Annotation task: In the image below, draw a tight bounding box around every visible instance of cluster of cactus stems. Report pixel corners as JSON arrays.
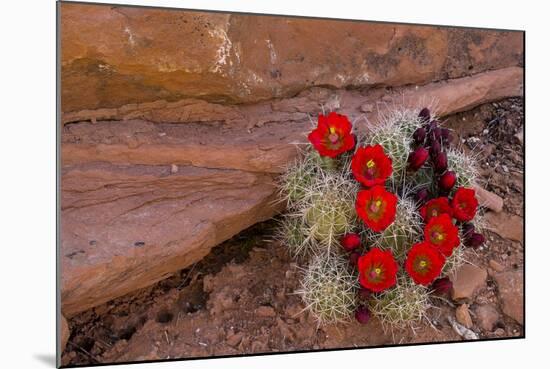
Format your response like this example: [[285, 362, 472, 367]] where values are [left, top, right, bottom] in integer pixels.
[[277, 106, 482, 328], [297, 254, 359, 324]]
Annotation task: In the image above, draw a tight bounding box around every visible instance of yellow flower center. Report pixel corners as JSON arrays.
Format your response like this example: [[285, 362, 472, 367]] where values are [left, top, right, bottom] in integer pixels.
[[369, 199, 383, 213], [419, 260, 427, 268], [366, 159, 375, 168], [329, 126, 336, 134], [437, 233, 444, 241], [374, 267, 381, 275]]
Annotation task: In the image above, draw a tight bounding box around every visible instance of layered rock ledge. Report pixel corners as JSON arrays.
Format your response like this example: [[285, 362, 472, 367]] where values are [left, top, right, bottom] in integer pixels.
[[60, 3, 523, 112]]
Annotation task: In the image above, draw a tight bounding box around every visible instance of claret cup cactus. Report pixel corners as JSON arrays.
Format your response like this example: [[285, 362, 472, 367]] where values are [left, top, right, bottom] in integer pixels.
[[277, 107, 485, 328]]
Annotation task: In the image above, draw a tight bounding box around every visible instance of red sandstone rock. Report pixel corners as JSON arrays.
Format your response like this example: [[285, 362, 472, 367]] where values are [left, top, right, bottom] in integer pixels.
[[474, 184, 504, 213], [450, 264, 487, 301], [61, 163, 280, 316], [484, 211, 524, 243], [493, 271, 524, 324], [60, 3, 523, 113]]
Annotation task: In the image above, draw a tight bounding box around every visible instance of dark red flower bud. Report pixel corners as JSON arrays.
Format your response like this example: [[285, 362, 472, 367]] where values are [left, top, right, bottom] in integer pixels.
[[349, 251, 361, 267], [439, 171, 457, 192], [340, 233, 361, 252], [418, 108, 431, 122], [355, 305, 371, 324], [465, 232, 485, 248], [462, 223, 475, 238], [415, 188, 430, 204], [426, 120, 439, 132], [430, 276, 453, 295], [433, 152, 448, 173], [429, 139, 441, 158], [413, 127, 426, 144], [431, 127, 442, 141], [358, 288, 372, 301], [408, 147, 429, 171]]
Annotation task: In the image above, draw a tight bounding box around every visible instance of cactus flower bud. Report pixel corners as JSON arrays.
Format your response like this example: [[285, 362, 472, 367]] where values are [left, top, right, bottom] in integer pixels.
[[418, 108, 431, 123], [408, 147, 429, 171], [429, 139, 441, 158], [355, 305, 371, 324], [433, 152, 448, 173], [439, 171, 457, 192], [340, 233, 361, 252], [465, 232, 485, 248], [415, 188, 430, 204], [430, 276, 453, 295], [413, 127, 427, 144], [462, 223, 475, 239]]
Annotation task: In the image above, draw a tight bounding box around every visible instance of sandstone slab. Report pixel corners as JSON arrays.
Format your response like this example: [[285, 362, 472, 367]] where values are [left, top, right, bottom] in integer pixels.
[[474, 184, 504, 213], [450, 264, 487, 301], [60, 2, 523, 113], [494, 270, 524, 324], [455, 304, 473, 329], [61, 163, 279, 316], [484, 211, 524, 243]]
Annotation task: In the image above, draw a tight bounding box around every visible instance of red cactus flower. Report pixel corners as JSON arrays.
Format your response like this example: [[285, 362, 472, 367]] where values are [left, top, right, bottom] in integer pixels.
[[355, 305, 371, 324], [420, 197, 453, 222], [405, 242, 446, 286], [424, 214, 460, 257], [439, 171, 457, 192], [340, 233, 361, 252], [351, 145, 393, 187], [430, 276, 453, 295], [307, 112, 355, 158], [357, 248, 398, 292], [356, 186, 398, 232], [452, 187, 478, 222]]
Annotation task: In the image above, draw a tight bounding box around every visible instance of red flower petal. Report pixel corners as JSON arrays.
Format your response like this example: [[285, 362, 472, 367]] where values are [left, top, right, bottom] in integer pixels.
[[351, 145, 393, 187], [355, 186, 397, 232], [424, 214, 460, 256], [307, 112, 355, 158], [357, 248, 398, 292], [419, 197, 453, 222], [405, 242, 446, 285], [451, 187, 478, 222]]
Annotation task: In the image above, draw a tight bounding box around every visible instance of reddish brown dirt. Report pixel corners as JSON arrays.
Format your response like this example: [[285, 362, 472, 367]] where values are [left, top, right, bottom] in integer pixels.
[[61, 98, 524, 367]]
